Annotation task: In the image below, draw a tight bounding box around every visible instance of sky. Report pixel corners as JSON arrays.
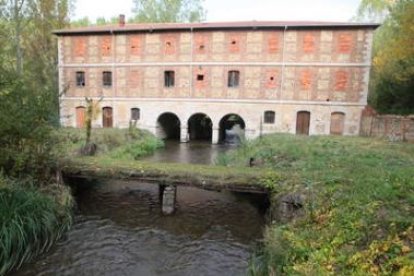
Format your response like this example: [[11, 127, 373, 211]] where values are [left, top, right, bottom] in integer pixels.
[[72, 0, 362, 22]]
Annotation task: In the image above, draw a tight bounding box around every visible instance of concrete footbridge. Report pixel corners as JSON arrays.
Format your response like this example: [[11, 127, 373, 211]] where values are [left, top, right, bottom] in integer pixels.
[[62, 157, 274, 214]]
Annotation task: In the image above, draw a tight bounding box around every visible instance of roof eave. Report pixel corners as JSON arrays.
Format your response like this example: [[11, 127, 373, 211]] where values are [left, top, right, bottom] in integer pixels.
[[53, 23, 381, 36]]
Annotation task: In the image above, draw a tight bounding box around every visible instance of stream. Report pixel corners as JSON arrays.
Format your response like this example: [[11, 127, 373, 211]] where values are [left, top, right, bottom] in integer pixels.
[[12, 142, 265, 276]]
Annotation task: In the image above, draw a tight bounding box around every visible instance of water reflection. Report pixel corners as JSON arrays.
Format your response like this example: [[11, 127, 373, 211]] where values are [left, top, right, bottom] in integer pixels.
[[141, 141, 232, 165]]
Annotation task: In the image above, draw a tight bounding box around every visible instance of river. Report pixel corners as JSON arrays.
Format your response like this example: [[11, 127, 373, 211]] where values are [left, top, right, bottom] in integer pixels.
[[12, 142, 265, 276]]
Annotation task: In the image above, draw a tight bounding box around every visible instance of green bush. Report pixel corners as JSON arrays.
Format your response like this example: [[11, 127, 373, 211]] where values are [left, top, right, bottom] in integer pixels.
[[55, 127, 164, 159], [109, 134, 164, 160], [0, 183, 72, 274]]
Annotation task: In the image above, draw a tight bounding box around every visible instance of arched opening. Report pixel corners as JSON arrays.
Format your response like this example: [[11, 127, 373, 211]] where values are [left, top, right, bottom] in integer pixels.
[[330, 112, 345, 135], [219, 114, 246, 143], [102, 107, 113, 128], [157, 112, 180, 140], [296, 111, 310, 135], [76, 106, 86, 128], [188, 113, 212, 141]]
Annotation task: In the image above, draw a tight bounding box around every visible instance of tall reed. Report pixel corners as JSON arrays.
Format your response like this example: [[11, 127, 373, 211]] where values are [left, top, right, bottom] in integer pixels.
[[0, 186, 71, 274]]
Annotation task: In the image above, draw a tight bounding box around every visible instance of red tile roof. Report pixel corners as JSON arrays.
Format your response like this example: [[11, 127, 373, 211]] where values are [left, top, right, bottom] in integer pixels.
[[54, 21, 380, 35]]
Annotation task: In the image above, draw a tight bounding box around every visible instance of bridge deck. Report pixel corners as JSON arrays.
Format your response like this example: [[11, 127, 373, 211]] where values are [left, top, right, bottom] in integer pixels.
[[62, 157, 271, 194]]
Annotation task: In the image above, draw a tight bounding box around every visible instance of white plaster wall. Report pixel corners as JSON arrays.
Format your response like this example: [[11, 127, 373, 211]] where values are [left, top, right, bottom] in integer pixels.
[[61, 98, 364, 142]]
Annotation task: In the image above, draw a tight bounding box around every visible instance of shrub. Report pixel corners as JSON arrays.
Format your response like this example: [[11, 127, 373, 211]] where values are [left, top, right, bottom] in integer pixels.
[[0, 184, 72, 274]]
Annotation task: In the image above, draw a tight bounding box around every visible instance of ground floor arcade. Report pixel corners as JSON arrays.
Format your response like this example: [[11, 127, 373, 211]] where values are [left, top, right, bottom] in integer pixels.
[[61, 98, 364, 144]]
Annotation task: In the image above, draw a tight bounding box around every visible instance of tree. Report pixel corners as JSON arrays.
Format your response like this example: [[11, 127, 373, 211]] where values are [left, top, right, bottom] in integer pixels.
[[131, 0, 206, 23], [354, 0, 414, 114], [0, 67, 56, 180], [0, 0, 73, 178], [0, 0, 73, 123], [369, 0, 414, 113], [355, 0, 396, 22], [70, 16, 91, 27]]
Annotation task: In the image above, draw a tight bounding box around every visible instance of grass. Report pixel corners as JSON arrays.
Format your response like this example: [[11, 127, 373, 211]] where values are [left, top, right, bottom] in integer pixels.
[[54, 127, 163, 159], [216, 134, 414, 275], [0, 179, 73, 275]]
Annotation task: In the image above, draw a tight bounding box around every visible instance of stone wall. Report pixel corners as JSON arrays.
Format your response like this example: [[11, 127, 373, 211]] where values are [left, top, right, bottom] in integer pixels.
[[360, 111, 414, 142]]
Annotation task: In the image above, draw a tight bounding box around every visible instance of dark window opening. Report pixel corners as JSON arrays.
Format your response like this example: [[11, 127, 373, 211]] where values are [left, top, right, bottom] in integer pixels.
[[197, 74, 204, 81], [164, 71, 175, 87], [76, 71, 85, 87], [131, 108, 140, 121], [270, 76, 274, 81], [228, 70, 240, 88], [103, 71, 112, 87], [264, 111, 275, 124], [166, 41, 172, 47], [199, 44, 205, 50], [231, 40, 237, 45]]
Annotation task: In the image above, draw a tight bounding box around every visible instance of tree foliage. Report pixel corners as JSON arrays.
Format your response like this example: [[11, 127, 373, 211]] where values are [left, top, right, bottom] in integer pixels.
[[0, 0, 73, 178], [131, 0, 206, 23], [366, 0, 414, 114], [355, 0, 396, 22]]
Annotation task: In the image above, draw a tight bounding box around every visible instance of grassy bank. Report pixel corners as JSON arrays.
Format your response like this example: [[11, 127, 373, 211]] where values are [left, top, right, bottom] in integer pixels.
[[216, 134, 414, 275], [0, 178, 73, 275], [55, 127, 163, 160]]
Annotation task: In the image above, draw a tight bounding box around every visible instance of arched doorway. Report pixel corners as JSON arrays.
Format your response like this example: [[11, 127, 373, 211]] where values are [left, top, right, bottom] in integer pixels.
[[102, 107, 113, 128], [219, 114, 246, 143], [76, 106, 86, 128], [157, 112, 180, 140], [188, 113, 212, 141], [296, 111, 310, 135], [330, 112, 345, 135]]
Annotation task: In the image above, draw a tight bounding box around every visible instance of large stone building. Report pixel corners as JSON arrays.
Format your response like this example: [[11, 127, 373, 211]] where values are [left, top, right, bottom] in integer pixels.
[[54, 19, 379, 143]]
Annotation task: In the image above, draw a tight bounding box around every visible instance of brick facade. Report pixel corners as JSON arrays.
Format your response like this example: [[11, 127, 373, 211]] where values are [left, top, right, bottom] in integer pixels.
[[55, 21, 378, 143]]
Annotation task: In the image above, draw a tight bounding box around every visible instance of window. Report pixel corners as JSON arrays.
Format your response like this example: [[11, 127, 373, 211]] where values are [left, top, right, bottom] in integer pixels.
[[131, 108, 140, 121], [164, 71, 175, 87], [264, 111, 275, 124], [76, 71, 85, 87], [102, 71, 112, 87], [197, 74, 204, 81], [228, 70, 240, 88]]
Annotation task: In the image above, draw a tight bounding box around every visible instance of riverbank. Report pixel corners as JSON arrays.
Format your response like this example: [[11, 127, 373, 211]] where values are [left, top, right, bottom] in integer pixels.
[[217, 134, 414, 275], [0, 177, 73, 275], [1, 128, 163, 275], [55, 128, 163, 160]]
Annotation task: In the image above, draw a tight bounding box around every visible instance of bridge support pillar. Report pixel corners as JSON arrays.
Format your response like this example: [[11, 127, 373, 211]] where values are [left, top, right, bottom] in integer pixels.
[[180, 127, 189, 143], [212, 127, 219, 144], [161, 185, 177, 215]]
